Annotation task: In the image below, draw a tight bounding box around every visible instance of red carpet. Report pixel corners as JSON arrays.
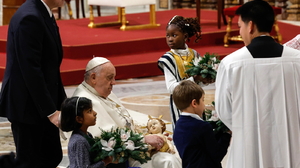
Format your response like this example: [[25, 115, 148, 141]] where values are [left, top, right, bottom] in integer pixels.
[[0, 9, 299, 85]]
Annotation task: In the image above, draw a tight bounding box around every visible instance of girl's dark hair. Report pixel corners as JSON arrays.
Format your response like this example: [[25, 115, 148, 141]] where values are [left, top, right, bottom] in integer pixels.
[[167, 15, 202, 43], [60, 97, 92, 132]]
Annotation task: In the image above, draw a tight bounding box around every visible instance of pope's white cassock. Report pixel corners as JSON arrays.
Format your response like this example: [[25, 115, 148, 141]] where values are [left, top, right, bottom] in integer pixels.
[[215, 45, 300, 168], [73, 81, 182, 168]]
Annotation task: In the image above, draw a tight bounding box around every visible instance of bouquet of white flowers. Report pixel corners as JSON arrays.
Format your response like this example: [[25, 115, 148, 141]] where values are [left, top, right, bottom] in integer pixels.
[[86, 127, 151, 164], [185, 52, 220, 82], [203, 101, 229, 134]]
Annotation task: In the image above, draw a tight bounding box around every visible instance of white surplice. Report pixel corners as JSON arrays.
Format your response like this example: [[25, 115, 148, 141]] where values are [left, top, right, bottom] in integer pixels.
[[73, 81, 182, 168], [215, 46, 300, 168]]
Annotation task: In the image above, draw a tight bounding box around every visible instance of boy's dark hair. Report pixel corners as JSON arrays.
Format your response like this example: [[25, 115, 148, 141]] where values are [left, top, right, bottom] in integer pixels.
[[236, 0, 274, 33], [173, 80, 205, 111], [60, 97, 92, 132], [167, 15, 202, 43]]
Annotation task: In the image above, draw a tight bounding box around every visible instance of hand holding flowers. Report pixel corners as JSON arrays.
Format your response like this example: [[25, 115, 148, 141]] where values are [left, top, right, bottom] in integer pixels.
[[203, 101, 230, 134], [185, 52, 220, 84]]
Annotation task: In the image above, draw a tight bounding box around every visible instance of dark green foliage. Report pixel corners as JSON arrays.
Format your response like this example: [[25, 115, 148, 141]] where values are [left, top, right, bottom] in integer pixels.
[[86, 127, 151, 164], [185, 52, 220, 79], [203, 101, 229, 134]]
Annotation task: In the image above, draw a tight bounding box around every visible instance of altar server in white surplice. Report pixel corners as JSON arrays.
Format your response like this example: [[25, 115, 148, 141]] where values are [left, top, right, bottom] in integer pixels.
[[73, 57, 182, 168], [215, 1, 300, 168]]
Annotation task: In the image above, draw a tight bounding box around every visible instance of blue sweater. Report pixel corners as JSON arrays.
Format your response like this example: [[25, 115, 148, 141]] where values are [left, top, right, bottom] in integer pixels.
[[173, 115, 231, 168], [68, 130, 105, 168]]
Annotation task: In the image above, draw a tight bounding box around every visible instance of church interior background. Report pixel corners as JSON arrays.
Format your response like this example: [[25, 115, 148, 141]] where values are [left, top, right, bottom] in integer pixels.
[[0, 0, 300, 167]]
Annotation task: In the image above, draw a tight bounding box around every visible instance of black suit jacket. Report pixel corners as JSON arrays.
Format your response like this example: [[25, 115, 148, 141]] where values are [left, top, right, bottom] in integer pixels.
[[0, 0, 66, 124], [174, 116, 231, 168]]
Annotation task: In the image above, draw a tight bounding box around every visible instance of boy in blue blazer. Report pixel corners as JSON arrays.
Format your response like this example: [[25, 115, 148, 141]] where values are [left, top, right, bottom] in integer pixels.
[[173, 80, 231, 168]]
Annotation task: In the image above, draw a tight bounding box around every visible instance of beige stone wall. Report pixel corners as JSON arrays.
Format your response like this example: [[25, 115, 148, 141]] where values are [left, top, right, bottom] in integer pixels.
[[287, 0, 300, 21]]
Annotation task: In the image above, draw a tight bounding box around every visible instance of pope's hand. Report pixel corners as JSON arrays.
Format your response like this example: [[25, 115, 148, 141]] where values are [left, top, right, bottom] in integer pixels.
[[144, 134, 164, 150]]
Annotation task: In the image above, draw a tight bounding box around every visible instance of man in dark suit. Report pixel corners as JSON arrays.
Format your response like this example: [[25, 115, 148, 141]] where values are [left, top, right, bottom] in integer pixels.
[[0, 0, 66, 167]]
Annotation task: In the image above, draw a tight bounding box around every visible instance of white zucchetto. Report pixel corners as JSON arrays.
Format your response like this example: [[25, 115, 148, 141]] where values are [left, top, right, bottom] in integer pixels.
[[85, 57, 110, 72]]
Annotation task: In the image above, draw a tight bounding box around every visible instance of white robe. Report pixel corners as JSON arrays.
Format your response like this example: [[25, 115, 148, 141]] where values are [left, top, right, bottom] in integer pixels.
[[215, 46, 300, 168], [72, 81, 182, 168]]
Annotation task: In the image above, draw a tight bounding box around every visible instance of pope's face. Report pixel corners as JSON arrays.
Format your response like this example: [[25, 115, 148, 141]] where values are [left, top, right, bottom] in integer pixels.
[[94, 62, 116, 98]]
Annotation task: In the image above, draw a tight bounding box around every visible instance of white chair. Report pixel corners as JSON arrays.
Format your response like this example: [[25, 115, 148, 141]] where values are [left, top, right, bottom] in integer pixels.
[[87, 0, 160, 30]]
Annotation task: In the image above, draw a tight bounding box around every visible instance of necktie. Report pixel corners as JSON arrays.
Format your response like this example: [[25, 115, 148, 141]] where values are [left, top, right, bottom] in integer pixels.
[[51, 15, 58, 36]]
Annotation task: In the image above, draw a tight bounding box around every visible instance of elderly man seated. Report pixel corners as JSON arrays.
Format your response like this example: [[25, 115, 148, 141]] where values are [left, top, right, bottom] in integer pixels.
[[72, 57, 182, 168]]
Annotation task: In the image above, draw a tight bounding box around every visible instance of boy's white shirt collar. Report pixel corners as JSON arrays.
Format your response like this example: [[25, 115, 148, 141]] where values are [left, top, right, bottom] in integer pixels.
[[181, 112, 203, 121], [41, 0, 53, 17]]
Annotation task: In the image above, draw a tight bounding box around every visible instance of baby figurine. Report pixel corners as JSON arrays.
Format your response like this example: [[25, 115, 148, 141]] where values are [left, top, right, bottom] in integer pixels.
[[146, 115, 175, 155]]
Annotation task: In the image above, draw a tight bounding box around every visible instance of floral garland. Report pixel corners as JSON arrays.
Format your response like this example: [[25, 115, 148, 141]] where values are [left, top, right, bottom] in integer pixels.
[[86, 127, 151, 164], [185, 52, 220, 81], [203, 101, 229, 134]]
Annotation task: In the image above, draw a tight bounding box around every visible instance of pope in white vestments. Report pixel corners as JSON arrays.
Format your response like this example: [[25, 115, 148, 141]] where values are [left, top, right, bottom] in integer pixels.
[[215, 1, 300, 168], [73, 57, 182, 168]]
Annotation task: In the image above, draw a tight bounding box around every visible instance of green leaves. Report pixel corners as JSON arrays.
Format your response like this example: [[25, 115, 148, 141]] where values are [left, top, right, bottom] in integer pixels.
[[203, 101, 229, 134], [185, 52, 220, 80], [86, 127, 151, 164]]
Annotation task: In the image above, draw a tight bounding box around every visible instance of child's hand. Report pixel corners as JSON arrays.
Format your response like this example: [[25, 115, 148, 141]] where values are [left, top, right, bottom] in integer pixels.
[[227, 130, 232, 135], [102, 156, 118, 166], [193, 75, 215, 85]]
